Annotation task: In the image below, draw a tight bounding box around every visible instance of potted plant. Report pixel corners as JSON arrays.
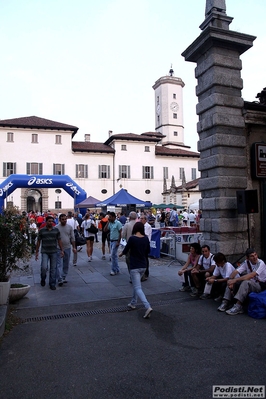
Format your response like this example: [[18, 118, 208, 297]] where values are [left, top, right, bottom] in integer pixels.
[[0, 206, 31, 304], [9, 283, 31, 303]]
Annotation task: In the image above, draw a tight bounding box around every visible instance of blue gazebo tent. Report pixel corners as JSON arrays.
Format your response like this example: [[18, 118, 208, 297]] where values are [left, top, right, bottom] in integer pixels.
[[96, 189, 152, 208]]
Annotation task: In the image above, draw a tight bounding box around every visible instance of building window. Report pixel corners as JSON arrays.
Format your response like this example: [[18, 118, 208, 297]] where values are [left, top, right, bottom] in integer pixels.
[[173, 93, 176, 99], [173, 113, 177, 119], [98, 165, 110, 179], [26, 162, 43, 174], [53, 164, 65, 175], [31, 134, 38, 143], [7, 132, 14, 142], [121, 145, 127, 151], [55, 135, 62, 144], [119, 165, 130, 179], [3, 162, 16, 177], [179, 167, 184, 180], [76, 164, 88, 178], [55, 201, 62, 209], [173, 131, 178, 136], [144, 146, 150, 152], [157, 96, 159, 105], [142, 166, 154, 179], [191, 168, 196, 180], [157, 115, 160, 124], [163, 167, 168, 179]]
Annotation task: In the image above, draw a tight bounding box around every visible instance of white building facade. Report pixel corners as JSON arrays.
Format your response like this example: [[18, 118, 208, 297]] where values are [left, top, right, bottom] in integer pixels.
[[0, 71, 201, 213]]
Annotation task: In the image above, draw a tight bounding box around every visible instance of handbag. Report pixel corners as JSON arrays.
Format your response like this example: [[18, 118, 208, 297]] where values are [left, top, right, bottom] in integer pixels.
[[74, 230, 86, 246], [86, 224, 98, 234]]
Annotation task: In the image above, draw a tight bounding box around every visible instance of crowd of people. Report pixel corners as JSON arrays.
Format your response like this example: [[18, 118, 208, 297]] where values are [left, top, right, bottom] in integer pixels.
[[16, 208, 266, 318], [178, 244, 266, 316]]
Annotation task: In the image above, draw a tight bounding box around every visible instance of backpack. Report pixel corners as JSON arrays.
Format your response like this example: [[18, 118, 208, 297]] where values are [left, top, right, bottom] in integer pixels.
[[248, 290, 266, 319]]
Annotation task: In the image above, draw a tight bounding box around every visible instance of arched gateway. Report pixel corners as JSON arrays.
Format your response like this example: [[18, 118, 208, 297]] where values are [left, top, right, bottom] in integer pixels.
[[0, 174, 87, 213]]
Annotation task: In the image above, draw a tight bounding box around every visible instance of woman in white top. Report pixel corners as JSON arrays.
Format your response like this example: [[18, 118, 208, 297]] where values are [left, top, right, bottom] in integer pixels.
[[81, 214, 96, 262]]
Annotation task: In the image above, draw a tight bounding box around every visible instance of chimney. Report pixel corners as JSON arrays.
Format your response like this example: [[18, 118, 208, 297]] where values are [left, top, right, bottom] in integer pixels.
[[108, 130, 113, 137], [84, 134, 90, 142]]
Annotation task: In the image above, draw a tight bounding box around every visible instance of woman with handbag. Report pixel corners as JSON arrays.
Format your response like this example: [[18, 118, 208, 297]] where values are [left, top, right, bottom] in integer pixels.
[[81, 214, 97, 262]]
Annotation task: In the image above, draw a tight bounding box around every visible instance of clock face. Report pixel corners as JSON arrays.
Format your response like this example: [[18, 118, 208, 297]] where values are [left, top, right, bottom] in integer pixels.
[[170, 102, 179, 112], [156, 104, 160, 115]]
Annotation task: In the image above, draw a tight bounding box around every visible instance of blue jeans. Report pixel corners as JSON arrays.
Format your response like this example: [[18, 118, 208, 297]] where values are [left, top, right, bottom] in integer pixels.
[[110, 241, 119, 273], [130, 268, 151, 309], [41, 252, 57, 287], [57, 248, 71, 282]]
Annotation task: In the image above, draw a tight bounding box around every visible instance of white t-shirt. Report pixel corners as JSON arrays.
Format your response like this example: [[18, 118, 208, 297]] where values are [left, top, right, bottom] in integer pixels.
[[237, 259, 264, 281], [256, 261, 266, 282], [67, 218, 79, 230], [81, 219, 96, 238], [198, 253, 216, 270], [213, 262, 238, 279]]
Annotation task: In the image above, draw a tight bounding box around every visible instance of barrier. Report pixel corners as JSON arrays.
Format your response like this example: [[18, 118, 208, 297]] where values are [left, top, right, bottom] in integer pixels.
[[160, 227, 203, 263]]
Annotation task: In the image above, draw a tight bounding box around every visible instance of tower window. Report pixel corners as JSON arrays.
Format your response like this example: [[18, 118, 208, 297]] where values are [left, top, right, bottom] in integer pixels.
[[173, 131, 178, 136], [173, 94, 176, 99], [144, 146, 150, 152], [173, 113, 177, 119], [7, 132, 14, 142], [121, 145, 127, 151]]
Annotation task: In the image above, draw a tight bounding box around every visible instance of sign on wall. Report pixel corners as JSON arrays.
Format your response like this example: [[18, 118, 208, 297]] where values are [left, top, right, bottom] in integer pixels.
[[251, 142, 266, 178]]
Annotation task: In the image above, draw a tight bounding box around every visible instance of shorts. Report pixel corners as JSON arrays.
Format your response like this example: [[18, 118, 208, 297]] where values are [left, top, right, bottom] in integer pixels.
[[102, 233, 110, 245], [86, 236, 94, 242]]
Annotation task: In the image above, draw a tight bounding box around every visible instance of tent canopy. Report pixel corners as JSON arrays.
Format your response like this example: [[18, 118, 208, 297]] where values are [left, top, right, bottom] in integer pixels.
[[76, 195, 101, 208], [96, 189, 152, 207], [152, 203, 183, 209]]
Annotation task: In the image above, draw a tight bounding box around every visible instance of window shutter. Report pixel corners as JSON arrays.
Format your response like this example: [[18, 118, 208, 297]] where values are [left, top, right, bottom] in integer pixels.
[[98, 165, 101, 179], [119, 165, 122, 178], [128, 166, 131, 179], [107, 165, 110, 179], [151, 166, 154, 179], [14, 163, 16, 174], [26, 163, 30, 174], [39, 163, 43, 175], [62, 164, 65, 175], [3, 163, 6, 177], [76, 164, 79, 178], [53, 164, 55, 174], [85, 165, 88, 178]]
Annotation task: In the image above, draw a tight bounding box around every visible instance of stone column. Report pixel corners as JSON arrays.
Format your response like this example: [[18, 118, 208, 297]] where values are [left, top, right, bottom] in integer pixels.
[[182, 2, 256, 259]]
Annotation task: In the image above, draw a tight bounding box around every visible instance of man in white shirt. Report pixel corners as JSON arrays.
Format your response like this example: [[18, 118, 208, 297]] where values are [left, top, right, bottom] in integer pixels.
[[67, 211, 79, 266], [190, 245, 216, 298], [217, 248, 266, 315], [140, 214, 152, 280], [201, 252, 238, 300]]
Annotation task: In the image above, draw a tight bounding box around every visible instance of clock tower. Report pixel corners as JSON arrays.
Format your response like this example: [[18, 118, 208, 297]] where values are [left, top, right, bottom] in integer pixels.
[[152, 67, 185, 148]]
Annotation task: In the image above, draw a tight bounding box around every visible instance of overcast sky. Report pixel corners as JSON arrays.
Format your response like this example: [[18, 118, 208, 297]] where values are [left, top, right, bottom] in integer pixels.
[[0, 0, 265, 151]]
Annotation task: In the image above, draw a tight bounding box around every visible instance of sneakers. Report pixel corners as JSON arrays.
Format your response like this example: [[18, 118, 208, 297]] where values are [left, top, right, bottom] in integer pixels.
[[143, 307, 153, 319], [88, 257, 92, 262], [58, 281, 63, 287], [102, 255, 106, 260], [110, 271, 116, 276], [127, 303, 136, 310], [190, 287, 198, 297], [226, 303, 244, 315], [73, 264, 77, 267], [200, 293, 211, 300], [179, 286, 191, 292], [50, 285, 56, 290], [214, 295, 223, 302], [217, 300, 230, 312]]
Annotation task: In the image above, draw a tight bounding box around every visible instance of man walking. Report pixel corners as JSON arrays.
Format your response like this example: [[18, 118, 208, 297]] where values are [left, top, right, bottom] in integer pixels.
[[104, 212, 122, 275], [35, 215, 64, 290], [56, 213, 77, 286]]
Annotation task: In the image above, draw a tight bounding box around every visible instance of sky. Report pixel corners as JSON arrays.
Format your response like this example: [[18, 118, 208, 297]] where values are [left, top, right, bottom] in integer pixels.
[[0, 0, 265, 151]]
